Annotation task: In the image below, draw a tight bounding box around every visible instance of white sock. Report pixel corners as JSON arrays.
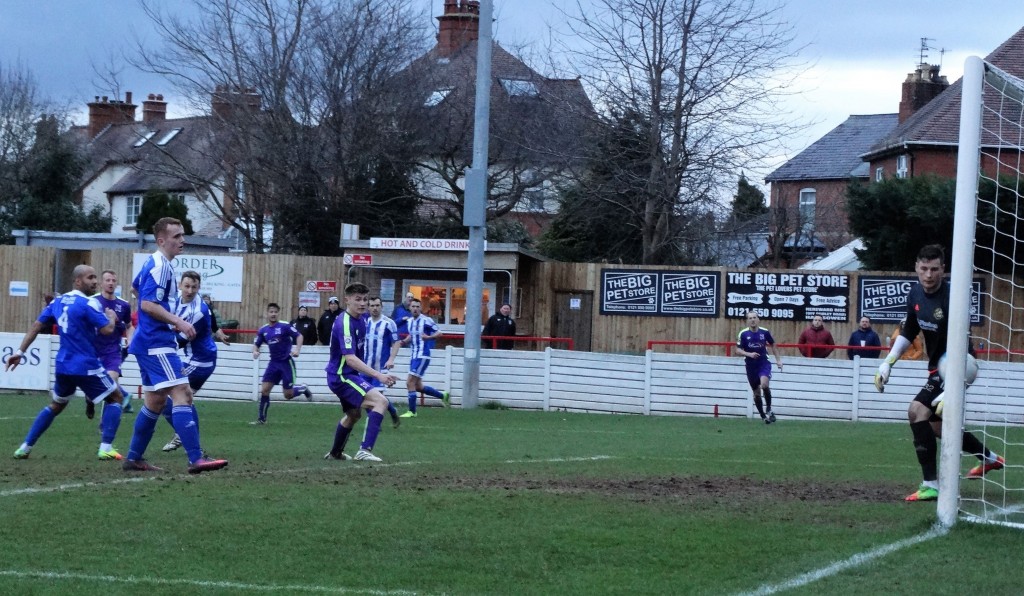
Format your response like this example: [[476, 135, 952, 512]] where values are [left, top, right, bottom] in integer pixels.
[[100, 442, 112, 452], [923, 480, 939, 490]]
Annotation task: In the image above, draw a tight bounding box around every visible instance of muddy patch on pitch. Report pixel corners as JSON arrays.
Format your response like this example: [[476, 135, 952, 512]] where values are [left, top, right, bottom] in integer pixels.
[[390, 474, 900, 504]]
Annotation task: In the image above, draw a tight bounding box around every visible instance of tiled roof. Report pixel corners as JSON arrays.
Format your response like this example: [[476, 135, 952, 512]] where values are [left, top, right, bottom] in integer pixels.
[[865, 26, 1024, 158], [74, 116, 224, 195], [765, 114, 897, 182]]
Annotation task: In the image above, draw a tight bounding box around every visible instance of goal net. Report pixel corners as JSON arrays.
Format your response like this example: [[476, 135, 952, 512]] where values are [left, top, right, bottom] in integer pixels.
[[940, 57, 1024, 528]]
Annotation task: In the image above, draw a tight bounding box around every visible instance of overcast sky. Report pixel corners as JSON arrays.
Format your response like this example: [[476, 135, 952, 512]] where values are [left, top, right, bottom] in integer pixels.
[[3, 0, 1023, 173]]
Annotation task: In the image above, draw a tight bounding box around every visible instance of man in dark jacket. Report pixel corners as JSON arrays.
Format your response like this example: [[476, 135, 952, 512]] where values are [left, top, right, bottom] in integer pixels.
[[391, 292, 415, 336], [846, 316, 881, 359], [317, 297, 341, 346], [291, 306, 318, 347], [482, 303, 517, 349]]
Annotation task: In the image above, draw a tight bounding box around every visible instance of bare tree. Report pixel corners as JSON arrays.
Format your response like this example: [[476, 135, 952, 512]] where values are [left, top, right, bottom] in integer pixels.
[[557, 0, 805, 264]]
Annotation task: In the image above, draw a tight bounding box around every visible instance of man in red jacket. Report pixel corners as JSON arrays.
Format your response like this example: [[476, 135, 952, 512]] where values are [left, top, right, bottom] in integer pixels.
[[797, 315, 835, 358]]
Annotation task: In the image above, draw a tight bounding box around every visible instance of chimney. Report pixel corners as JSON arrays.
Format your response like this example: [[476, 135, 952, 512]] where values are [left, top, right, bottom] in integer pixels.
[[86, 91, 137, 139], [898, 63, 949, 124], [211, 85, 262, 121], [435, 0, 481, 57], [142, 93, 167, 123]]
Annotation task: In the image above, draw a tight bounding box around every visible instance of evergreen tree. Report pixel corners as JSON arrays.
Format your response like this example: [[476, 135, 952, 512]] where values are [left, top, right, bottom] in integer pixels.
[[731, 173, 767, 221], [136, 189, 194, 235]]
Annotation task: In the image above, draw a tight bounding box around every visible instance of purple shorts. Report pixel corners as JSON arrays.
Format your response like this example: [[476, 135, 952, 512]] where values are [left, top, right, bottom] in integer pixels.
[[327, 373, 371, 411], [98, 351, 124, 376], [261, 358, 296, 389], [52, 372, 118, 404], [745, 359, 772, 389]]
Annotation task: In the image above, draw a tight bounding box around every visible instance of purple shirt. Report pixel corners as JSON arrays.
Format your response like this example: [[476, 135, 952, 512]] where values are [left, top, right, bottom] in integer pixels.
[[737, 327, 775, 366], [326, 312, 366, 378], [254, 321, 301, 361], [92, 294, 131, 356]]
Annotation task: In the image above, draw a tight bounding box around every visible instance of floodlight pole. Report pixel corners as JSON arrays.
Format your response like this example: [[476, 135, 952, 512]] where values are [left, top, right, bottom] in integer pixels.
[[462, 0, 493, 409]]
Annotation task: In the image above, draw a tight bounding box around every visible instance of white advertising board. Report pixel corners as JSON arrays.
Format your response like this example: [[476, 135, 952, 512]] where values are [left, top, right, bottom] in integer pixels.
[[0, 332, 51, 390], [133, 253, 244, 302]]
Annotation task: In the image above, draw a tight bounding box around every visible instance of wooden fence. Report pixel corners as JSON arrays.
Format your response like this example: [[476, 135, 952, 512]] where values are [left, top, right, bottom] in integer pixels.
[[3, 245, 1024, 355]]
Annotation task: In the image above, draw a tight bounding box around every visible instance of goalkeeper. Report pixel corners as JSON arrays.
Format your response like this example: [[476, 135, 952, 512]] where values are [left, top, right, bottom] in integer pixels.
[[874, 245, 1004, 502]]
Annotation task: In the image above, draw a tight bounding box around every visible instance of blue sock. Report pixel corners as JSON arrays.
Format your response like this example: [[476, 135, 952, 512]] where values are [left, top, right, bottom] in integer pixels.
[[100, 401, 122, 444], [422, 385, 443, 398], [172, 405, 203, 464], [161, 397, 174, 428], [24, 407, 57, 447], [360, 411, 384, 451], [387, 401, 398, 421], [259, 394, 270, 421], [330, 421, 352, 456], [407, 391, 417, 413], [127, 406, 160, 460], [191, 404, 200, 434]]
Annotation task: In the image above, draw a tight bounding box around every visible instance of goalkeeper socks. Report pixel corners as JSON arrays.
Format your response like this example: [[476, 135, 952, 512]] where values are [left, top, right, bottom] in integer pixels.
[[171, 405, 203, 464], [763, 388, 773, 410], [360, 411, 384, 451], [127, 406, 160, 460], [753, 395, 766, 419], [330, 421, 352, 456], [422, 385, 443, 398], [407, 391, 418, 414], [100, 401, 122, 443], [910, 421, 938, 481], [259, 394, 270, 421], [960, 431, 989, 459], [24, 406, 57, 446]]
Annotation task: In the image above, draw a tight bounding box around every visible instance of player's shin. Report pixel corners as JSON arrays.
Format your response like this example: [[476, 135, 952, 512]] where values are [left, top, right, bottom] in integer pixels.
[[100, 401, 122, 443], [360, 411, 384, 451], [127, 406, 160, 460], [910, 420, 939, 481], [171, 405, 203, 463]]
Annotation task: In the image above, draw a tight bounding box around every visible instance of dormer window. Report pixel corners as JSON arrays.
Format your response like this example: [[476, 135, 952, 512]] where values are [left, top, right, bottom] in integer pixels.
[[425, 88, 454, 107], [133, 131, 157, 147], [156, 128, 182, 146], [500, 79, 539, 97]]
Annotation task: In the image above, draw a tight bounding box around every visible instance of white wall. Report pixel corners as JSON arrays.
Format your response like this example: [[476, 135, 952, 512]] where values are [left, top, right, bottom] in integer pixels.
[[5, 332, 1021, 426]]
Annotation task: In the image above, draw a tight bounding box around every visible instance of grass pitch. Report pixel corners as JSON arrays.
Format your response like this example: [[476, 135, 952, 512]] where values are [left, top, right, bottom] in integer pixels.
[[1, 392, 1022, 595]]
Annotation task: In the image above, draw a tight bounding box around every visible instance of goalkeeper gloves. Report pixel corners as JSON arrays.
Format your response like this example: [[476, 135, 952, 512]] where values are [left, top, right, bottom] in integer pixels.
[[931, 392, 946, 416], [874, 357, 895, 392]]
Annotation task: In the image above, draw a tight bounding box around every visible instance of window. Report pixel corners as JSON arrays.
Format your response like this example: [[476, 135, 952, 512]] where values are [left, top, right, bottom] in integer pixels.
[[133, 131, 156, 147], [125, 196, 142, 226], [798, 188, 816, 234], [526, 190, 545, 212], [156, 128, 183, 146], [896, 154, 909, 178], [875, 166, 884, 182], [406, 281, 496, 327], [499, 79, 539, 97], [424, 88, 453, 107]]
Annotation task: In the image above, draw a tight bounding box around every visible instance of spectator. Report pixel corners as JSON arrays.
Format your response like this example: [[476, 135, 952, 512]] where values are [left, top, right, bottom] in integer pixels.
[[797, 315, 835, 358], [482, 303, 517, 349], [291, 306, 318, 347], [846, 316, 882, 359], [317, 297, 341, 346], [201, 293, 230, 343], [391, 292, 414, 335]]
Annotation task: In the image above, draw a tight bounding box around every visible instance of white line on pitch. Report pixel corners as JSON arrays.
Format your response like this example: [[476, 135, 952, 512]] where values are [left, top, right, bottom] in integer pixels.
[[0, 476, 154, 497], [0, 569, 419, 595], [735, 525, 948, 596]]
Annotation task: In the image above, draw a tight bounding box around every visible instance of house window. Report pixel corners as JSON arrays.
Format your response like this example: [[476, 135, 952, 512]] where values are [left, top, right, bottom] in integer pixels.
[[798, 188, 816, 233], [526, 190, 545, 212], [875, 167, 884, 182], [156, 128, 183, 146], [125, 196, 142, 226], [896, 154, 909, 178], [424, 88, 453, 107], [133, 131, 156, 147], [499, 79, 539, 97], [405, 281, 497, 327]]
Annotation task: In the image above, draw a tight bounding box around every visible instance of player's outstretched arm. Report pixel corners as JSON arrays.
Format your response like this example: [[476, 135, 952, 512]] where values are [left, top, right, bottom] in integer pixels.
[[5, 321, 46, 371]]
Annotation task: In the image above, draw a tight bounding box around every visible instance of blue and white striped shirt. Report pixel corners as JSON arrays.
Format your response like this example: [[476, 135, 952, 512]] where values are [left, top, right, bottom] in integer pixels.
[[363, 314, 399, 371], [406, 314, 439, 360]]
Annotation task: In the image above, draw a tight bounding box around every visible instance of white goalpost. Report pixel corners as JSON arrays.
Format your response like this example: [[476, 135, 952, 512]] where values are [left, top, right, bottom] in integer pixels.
[[939, 56, 1024, 528]]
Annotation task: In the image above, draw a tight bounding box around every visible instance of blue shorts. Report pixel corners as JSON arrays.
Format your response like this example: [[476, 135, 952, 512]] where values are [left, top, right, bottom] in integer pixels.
[[262, 359, 296, 389], [182, 363, 214, 392], [97, 351, 124, 376], [137, 348, 189, 392], [745, 359, 772, 389], [409, 357, 430, 378], [328, 373, 372, 411], [52, 372, 118, 404]]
